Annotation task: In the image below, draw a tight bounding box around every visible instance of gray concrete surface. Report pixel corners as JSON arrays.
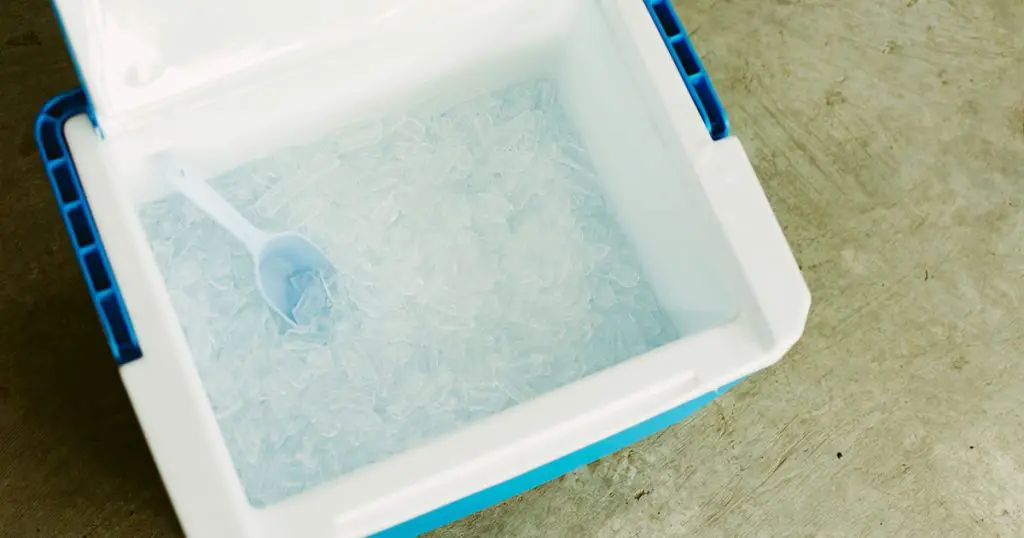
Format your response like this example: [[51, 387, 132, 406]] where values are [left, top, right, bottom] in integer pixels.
[[2, 0, 1023, 536]]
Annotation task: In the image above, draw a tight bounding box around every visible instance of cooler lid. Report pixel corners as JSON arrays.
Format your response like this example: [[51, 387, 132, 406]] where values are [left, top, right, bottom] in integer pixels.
[[53, 0, 420, 136]]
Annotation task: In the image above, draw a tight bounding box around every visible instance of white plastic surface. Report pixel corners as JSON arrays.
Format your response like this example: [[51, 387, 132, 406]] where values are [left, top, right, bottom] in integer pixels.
[[56, 0, 418, 134], [59, 0, 810, 536]]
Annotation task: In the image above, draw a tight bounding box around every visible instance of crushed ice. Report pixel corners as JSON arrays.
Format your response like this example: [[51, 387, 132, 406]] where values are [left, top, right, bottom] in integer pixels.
[[139, 79, 680, 506]]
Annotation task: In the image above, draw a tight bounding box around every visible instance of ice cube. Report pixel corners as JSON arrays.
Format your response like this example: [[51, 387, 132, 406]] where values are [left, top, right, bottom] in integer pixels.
[[608, 262, 641, 288], [289, 270, 335, 327]]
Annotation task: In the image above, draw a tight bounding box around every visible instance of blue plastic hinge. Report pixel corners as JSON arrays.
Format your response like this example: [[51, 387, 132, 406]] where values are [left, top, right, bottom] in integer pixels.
[[35, 90, 142, 366], [644, 0, 730, 140]]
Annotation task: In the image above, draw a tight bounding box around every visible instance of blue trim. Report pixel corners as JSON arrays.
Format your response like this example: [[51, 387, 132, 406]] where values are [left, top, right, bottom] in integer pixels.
[[644, 0, 730, 140], [373, 380, 740, 537], [34, 90, 142, 365], [49, 0, 101, 134]]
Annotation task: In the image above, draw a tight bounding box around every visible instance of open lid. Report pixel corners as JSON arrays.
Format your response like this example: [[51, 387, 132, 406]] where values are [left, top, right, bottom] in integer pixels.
[[54, 0, 423, 136]]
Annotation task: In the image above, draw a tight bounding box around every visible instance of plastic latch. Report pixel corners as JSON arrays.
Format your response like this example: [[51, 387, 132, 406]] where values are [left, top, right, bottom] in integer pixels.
[[35, 90, 142, 365], [644, 0, 730, 140]]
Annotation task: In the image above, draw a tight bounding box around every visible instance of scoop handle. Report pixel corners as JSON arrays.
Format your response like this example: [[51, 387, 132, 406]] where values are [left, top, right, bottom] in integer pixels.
[[164, 160, 268, 253]]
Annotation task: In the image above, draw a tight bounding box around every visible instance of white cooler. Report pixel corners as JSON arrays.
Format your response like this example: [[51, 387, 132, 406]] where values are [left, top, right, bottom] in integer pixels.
[[35, 0, 810, 536]]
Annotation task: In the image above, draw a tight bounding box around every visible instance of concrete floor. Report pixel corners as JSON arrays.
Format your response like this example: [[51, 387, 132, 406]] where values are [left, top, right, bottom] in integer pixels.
[[1, 0, 1022, 536]]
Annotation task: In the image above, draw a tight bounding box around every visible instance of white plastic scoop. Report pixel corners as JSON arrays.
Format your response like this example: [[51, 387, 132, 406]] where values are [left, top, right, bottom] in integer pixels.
[[160, 157, 337, 326]]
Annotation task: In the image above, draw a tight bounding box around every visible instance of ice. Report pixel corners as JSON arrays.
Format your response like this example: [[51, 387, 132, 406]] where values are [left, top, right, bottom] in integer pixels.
[[138, 79, 681, 507], [288, 270, 335, 327]]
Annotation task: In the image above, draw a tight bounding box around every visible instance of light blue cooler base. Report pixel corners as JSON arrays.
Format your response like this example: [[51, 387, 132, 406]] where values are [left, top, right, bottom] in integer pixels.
[[375, 380, 739, 536]]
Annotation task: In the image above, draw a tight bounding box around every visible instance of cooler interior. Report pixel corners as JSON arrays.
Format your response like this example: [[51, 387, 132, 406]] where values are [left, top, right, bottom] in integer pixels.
[[104, 0, 741, 507]]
